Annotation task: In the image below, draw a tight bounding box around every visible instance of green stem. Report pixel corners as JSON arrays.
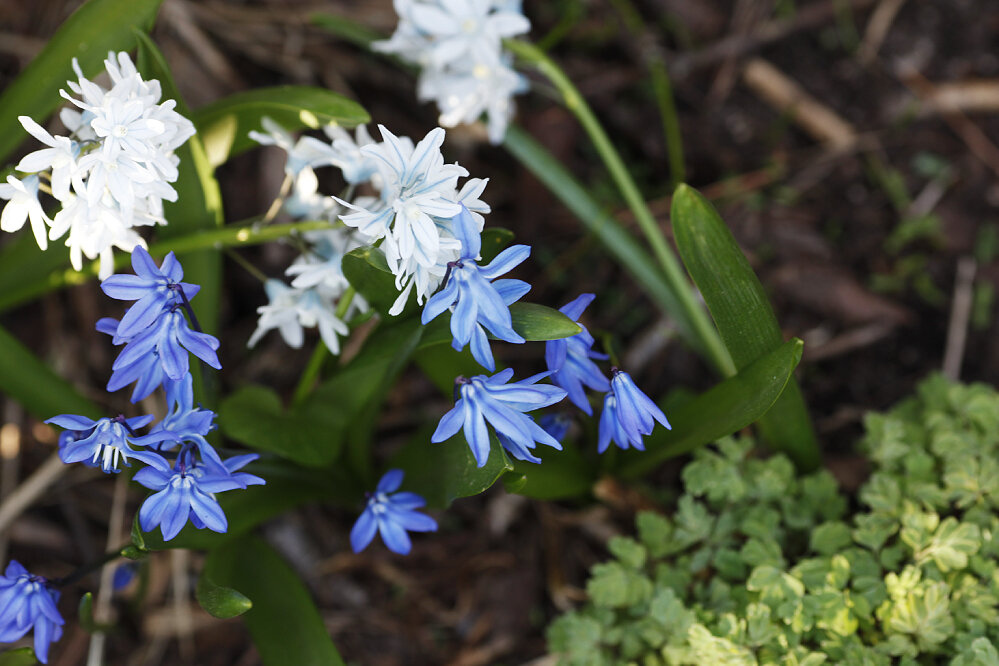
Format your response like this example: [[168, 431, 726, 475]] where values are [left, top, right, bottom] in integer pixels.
[[607, 0, 686, 188], [504, 39, 733, 376], [290, 287, 356, 406], [52, 547, 123, 588], [0, 219, 335, 314]]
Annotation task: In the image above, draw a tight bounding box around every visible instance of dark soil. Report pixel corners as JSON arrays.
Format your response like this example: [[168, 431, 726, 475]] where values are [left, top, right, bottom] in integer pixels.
[[1, 0, 998, 664]]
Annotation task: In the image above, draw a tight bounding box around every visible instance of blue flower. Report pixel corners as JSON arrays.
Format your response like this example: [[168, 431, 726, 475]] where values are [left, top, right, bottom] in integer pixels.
[[0, 561, 63, 664], [134, 451, 264, 541], [432, 369, 567, 467], [539, 412, 572, 442], [45, 414, 170, 473], [545, 293, 610, 415], [100, 246, 200, 339], [598, 369, 671, 453], [422, 205, 531, 371], [147, 373, 222, 465], [350, 469, 437, 555], [111, 308, 221, 383]]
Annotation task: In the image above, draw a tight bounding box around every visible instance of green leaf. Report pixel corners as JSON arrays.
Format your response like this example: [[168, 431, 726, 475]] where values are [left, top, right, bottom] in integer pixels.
[[218, 386, 346, 467], [0, 324, 100, 420], [341, 246, 401, 315], [310, 13, 382, 49], [504, 440, 594, 500], [916, 517, 981, 572], [0, 648, 38, 666], [130, 513, 146, 551], [0, 0, 163, 163], [204, 535, 344, 666], [390, 428, 513, 509], [78, 592, 96, 633], [508, 303, 581, 340], [617, 339, 804, 479], [809, 522, 853, 556], [192, 86, 369, 168], [134, 31, 223, 337], [671, 184, 820, 469], [196, 574, 253, 619], [502, 127, 715, 365]]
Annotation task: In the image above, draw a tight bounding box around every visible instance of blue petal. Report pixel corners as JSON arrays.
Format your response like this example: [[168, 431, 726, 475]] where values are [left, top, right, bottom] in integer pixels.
[[451, 204, 481, 259], [377, 469, 405, 494], [431, 402, 466, 443], [379, 518, 413, 555], [350, 508, 378, 553], [479, 244, 530, 280], [559, 293, 596, 321]]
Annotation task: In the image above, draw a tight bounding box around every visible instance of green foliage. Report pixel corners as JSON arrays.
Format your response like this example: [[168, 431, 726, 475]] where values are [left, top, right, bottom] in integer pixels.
[[548, 375, 999, 664], [671, 185, 819, 470]]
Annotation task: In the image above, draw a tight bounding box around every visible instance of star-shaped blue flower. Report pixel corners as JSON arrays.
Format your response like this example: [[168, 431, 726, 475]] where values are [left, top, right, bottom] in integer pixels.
[[351, 469, 437, 555], [147, 373, 222, 465], [100, 246, 200, 339], [545, 293, 610, 415], [134, 451, 264, 541], [598, 369, 671, 453], [45, 414, 170, 473], [0, 561, 63, 664], [432, 369, 567, 467], [422, 205, 531, 371]]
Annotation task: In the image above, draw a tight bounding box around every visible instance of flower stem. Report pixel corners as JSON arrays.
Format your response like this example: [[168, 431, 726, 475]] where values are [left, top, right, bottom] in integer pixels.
[[505, 39, 734, 376], [51, 547, 123, 588], [290, 287, 356, 406]]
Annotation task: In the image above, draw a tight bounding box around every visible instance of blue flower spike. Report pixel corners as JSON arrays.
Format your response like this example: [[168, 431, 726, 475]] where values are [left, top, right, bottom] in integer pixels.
[[422, 205, 531, 371], [545, 293, 610, 415], [598, 368, 671, 453], [432, 369, 567, 467], [0, 561, 63, 664], [100, 246, 200, 339], [351, 469, 437, 555]]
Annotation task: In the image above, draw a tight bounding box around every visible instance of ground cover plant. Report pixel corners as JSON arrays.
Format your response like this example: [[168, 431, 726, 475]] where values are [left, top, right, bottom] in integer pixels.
[[0, 0, 995, 663]]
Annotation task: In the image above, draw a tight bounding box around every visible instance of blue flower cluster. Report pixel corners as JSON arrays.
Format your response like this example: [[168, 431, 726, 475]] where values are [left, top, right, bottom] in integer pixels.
[[47, 247, 263, 542], [0, 562, 62, 663], [356, 203, 673, 556]]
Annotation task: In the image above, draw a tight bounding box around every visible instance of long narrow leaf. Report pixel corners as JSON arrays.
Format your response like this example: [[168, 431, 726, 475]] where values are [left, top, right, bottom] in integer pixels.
[[671, 185, 820, 469], [0, 0, 163, 163], [203, 536, 345, 666], [0, 324, 100, 420], [618, 339, 804, 479], [503, 126, 732, 372]]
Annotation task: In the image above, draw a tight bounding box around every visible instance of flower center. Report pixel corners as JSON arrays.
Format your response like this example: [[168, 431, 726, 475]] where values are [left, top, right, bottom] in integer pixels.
[[113, 125, 128, 138]]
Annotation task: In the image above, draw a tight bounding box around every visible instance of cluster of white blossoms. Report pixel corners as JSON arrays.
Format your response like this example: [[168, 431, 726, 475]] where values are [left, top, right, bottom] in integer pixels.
[[0, 52, 195, 278], [374, 0, 531, 144], [247, 119, 489, 351]]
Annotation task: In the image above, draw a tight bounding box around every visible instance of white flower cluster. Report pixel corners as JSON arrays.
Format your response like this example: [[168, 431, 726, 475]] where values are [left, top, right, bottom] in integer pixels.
[[0, 52, 195, 278], [247, 120, 489, 352], [246, 119, 376, 353], [374, 0, 531, 144]]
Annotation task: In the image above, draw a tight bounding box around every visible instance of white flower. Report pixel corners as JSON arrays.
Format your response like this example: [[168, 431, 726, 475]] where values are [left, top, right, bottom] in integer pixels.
[[90, 97, 166, 157], [15, 117, 78, 200], [418, 55, 527, 143], [248, 280, 350, 353], [49, 188, 145, 279], [283, 168, 339, 221], [0, 175, 51, 250], [383, 0, 530, 69], [286, 227, 364, 292], [249, 117, 339, 175], [322, 124, 378, 185], [340, 125, 464, 263]]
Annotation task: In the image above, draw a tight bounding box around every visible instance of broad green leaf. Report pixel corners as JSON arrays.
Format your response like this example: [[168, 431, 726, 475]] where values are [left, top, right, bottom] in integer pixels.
[[916, 517, 981, 572], [479, 227, 515, 263], [617, 339, 804, 479], [0, 0, 163, 163], [218, 385, 347, 467], [204, 535, 344, 666], [341, 246, 401, 315], [192, 86, 369, 168], [0, 648, 38, 666], [0, 324, 99, 420], [390, 428, 513, 509], [140, 458, 358, 550], [196, 574, 252, 619], [504, 441, 594, 500], [134, 31, 223, 336], [671, 185, 820, 469], [0, 236, 73, 316]]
